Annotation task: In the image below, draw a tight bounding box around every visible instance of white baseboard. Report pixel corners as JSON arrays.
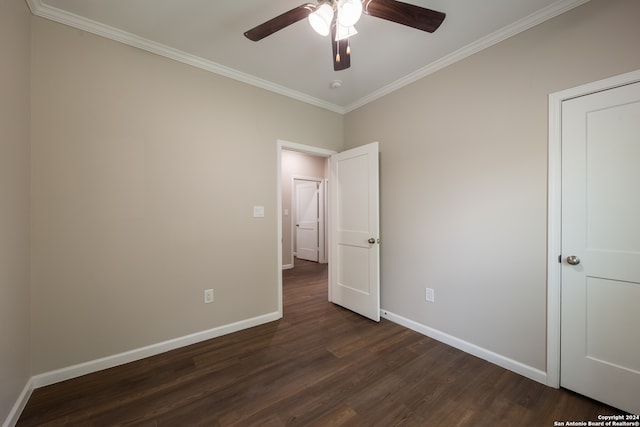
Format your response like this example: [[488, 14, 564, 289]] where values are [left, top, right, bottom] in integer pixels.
[[282, 263, 293, 270], [2, 380, 34, 427], [31, 311, 281, 389], [3, 312, 281, 426], [380, 308, 547, 385]]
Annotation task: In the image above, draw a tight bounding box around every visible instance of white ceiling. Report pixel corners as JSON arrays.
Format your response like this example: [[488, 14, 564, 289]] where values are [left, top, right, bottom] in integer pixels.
[[27, 0, 589, 113]]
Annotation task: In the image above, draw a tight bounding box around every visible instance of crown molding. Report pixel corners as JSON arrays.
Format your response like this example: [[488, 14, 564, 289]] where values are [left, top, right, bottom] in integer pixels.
[[26, 0, 589, 115], [25, 0, 347, 114], [343, 0, 591, 113]]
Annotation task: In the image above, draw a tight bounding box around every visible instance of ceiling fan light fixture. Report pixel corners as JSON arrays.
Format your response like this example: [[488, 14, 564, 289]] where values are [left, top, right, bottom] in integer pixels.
[[244, 0, 445, 71], [308, 3, 334, 36], [337, 0, 362, 27], [335, 23, 357, 41]]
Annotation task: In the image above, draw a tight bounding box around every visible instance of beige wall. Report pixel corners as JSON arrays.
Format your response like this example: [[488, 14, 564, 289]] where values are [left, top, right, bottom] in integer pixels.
[[344, 0, 640, 372], [30, 16, 343, 374], [0, 0, 32, 421], [281, 150, 328, 267]]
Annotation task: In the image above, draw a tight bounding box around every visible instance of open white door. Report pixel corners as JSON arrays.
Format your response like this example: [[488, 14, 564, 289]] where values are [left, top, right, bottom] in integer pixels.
[[560, 81, 640, 414], [329, 142, 380, 321]]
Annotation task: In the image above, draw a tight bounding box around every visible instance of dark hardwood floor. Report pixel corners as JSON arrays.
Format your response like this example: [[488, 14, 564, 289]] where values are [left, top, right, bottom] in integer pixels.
[[18, 259, 625, 426]]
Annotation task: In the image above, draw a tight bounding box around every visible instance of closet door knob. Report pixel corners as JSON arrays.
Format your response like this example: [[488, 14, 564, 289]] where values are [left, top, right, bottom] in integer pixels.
[[566, 255, 580, 265]]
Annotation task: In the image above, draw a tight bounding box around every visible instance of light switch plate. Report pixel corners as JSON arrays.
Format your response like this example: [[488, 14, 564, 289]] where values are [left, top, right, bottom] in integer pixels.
[[253, 206, 265, 218]]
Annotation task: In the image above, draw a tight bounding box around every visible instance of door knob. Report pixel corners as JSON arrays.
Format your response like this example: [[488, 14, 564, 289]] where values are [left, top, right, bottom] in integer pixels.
[[368, 238, 376, 244], [566, 255, 581, 265]]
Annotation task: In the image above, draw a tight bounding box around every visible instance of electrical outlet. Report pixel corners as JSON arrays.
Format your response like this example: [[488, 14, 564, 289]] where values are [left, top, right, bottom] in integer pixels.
[[204, 289, 214, 304], [425, 288, 435, 303]]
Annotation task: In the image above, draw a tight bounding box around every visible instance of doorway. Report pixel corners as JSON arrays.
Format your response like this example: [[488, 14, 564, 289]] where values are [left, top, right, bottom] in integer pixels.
[[276, 140, 336, 316], [280, 149, 330, 268]]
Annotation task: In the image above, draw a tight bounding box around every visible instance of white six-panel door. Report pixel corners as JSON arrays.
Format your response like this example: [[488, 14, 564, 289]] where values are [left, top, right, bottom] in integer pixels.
[[329, 142, 380, 322], [560, 81, 640, 415]]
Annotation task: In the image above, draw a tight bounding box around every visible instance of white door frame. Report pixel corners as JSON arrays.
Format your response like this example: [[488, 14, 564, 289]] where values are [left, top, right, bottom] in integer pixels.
[[546, 69, 640, 388], [277, 140, 337, 317]]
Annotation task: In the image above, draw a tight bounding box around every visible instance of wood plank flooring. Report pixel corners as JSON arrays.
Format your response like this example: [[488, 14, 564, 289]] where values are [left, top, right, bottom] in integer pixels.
[[18, 259, 626, 426]]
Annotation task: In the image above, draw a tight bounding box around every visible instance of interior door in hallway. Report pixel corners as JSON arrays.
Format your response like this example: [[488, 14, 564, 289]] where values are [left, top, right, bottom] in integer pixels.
[[329, 142, 380, 322], [295, 180, 319, 262], [560, 81, 640, 415]]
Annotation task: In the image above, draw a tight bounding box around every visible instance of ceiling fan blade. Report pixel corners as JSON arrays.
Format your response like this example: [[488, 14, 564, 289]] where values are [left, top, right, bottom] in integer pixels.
[[363, 0, 445, 33], [331, 20, 351, 71], [244, 3, 317, 41]]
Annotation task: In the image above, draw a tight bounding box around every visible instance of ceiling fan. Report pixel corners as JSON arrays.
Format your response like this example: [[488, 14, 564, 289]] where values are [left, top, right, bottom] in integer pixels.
[[244, 0, 445, 71]]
